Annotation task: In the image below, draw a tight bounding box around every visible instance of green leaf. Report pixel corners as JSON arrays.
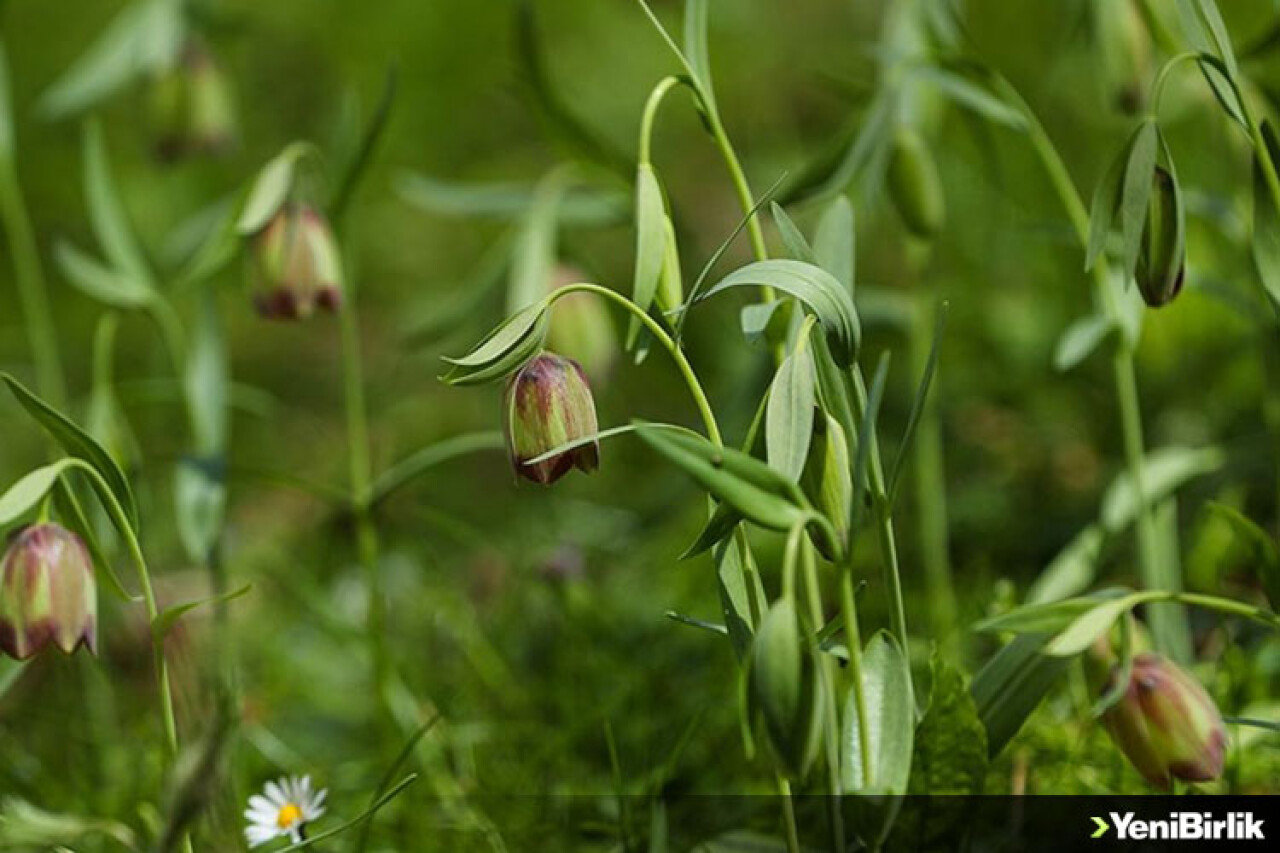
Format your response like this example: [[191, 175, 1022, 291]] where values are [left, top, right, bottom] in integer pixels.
[[1, 373, 138, 531], [1100, 445, 1225, 534], [683, 0, 713, 95], [1205, 502, 1280, 610], [1044, 592, 1152, 657], [973, 588, 1133, 635], [770, 202, 816, 264], [440, 302, 549, 385], [911, 64, 1027, 130], [765, 342, 815, 481], [151, 583, 252, 643], [0, 463, 66, 526], [970, 632, 1072, 758], [371, 432, 506, 504], [0, 797, 136, 849], [54, 240, 153, 309], [908, 655, 987, 794], [237, 144, 308, 235], [51, 477, 137, 602], [184, 291, 228, 456], [395, 172, 626, 224], [841, 632, 913, 794], [700, 259, 861, 367], [0, 41, 15, 163], [1025, 525, 1105, 605], [1119, 120, 1158, 280], [354, 719, 439, 853], [37, 0, 181, 119], [330, 64, 398, 224], [1053, 313, 1116, 372], [83, 120, 153, 287], [1195, 53, 1247, 129], [1086, 133, 1130, 272], [850, 354, 890, 535], [739, 301, 789, 350], [812, 195, 855, 294], [715, 535, 765, 660], [636, 425, 808, 532], [1251, 120, 1280, 308], [681, 500, 741, 559], [173, 458, 226, 565], [629, 163, 668, 349]]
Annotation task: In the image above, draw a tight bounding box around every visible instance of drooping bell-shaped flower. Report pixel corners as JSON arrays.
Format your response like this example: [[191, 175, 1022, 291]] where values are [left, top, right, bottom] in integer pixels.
[[0, 523, 97, 660], [503, 351, 600, 485], [250, 204, 345, 320], [1098, 652, 1227, 789], [1135, 166, 1185, 308]]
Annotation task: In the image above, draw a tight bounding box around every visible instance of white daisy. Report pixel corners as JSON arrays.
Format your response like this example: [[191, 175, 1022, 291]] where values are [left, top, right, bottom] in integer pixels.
[[244, 775, 327, 848]]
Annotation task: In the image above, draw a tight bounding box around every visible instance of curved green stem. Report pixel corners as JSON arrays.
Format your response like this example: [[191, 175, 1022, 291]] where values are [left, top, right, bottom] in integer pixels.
[[638, 77, 683, 165], [549, 283, 722, 446], [1002, 76, 1182, 658], [1148, 52, 1200, 118]]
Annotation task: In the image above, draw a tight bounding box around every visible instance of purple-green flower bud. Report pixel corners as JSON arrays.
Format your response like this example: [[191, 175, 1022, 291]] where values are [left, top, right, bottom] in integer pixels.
[[0, 524, 97, 660], [250, 204, 345, 321], [503, 351, 600, 485], [1098, 652, 1227, 790], [149, 41, 237, 162]]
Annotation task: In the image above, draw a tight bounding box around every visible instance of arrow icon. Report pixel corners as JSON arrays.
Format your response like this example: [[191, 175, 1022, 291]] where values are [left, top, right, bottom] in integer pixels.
[[1091, 816, 1110, 839]]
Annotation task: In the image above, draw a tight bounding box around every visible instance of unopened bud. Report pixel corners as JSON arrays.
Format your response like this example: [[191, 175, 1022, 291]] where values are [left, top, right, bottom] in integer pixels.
[[747, 599, 823, 780], [149, 41, 237, 162], [1098, 652, 1227, 790], [1135, 166, 1185, 308], [887, 127, 945, 239], [546, 265, 618, 382], [800, 412, 851, 560]]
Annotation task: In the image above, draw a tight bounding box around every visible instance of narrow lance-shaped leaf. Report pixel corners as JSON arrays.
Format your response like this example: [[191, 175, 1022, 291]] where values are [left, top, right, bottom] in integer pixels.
[[812, 195, 854, 294], [84, 120, 154, 288], [1119, 119, 1158, 281], [841, 632, 913, 794], [701, 259, 861, 366], [1, 374, 139, 530], [970, 632, 1073, 758], [1251, 119, 1280, 308], [889, 301, 947, 502], [1086, 132, 1131, 272], [53, 241, 153, 310], [636, 425, 809, 532], [628, 163, 667, 351], [770, 202, 816, 264], [765, 340, 816, 482]]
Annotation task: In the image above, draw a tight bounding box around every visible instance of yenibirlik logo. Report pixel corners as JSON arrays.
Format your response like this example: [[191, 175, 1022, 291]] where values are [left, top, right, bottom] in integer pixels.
[[1091, 811, 1265, 841]]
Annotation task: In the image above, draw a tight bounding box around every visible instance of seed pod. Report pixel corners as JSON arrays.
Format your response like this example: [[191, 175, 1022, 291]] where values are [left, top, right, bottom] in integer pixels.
[[887, 127, 945, 239], [800, 412, 851, 560], [148, 40, 237, 162], [747, 599, 823, 780], [503, 351, 600, 485], [1135, 166, 1185, 307], [1097, 652, 1227, 790], [0, 524, 97, 660], [249, 204, 345, 320], [546, 265, 617, 382]]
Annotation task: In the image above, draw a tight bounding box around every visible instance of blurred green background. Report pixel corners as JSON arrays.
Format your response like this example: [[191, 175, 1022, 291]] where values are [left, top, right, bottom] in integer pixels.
[[1, 0, 1279, 849]]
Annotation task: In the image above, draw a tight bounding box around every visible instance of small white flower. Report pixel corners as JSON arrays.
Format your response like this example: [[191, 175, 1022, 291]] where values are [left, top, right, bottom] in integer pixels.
[[244, 775, 327, 848]]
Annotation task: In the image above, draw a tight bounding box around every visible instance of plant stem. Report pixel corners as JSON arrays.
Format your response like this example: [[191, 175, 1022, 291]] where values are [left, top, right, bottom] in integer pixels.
[[776, 777, 802, 853], [1008, 80, 1187, 659], [0, 153, 65, 407], [67, 460, 191, 853], [910, 296, 957, 640], [338, 287, 390, 702], [798, 541, 846, 851], [551, 284, 721, 445]]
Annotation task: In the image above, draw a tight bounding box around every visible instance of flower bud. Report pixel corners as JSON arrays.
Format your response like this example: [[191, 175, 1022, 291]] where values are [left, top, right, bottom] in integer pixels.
[[503, 351, 600, 485], [546, 265, 618, 382], [800, 412, 851, 560], [148, 41, 237, 162], [0, 524, 97, 660], [747, 599, 823, 780], [250, 204, 345, 320], [887, 127, 945, 239], [1135, 166, 1185, 308], [1097, 652, 1227, 790]]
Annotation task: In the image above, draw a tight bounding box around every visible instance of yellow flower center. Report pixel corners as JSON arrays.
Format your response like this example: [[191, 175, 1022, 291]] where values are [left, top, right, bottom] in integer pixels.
[[276, 803, 303, 829]]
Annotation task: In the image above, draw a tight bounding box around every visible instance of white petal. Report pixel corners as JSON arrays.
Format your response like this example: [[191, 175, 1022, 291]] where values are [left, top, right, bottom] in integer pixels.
[[310, 788, 328, 812], [265, 780, 287, 805]]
